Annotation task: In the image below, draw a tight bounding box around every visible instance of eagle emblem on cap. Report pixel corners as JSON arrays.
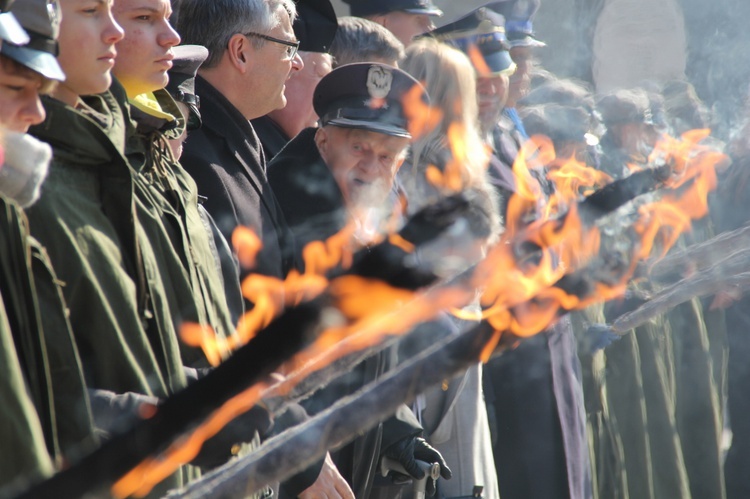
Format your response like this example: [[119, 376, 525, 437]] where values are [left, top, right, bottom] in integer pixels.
[[366, 65, 393, 100]]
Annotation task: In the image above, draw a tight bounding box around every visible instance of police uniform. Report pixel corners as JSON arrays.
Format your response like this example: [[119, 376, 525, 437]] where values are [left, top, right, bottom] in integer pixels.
[[269, 63, 429, 498]]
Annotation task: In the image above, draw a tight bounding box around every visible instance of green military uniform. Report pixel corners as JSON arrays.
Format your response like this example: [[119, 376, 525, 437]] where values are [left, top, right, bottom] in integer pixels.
[[122, 88, 236, 367], [27, 89, 190, 496], [0, 197, 97, 493]]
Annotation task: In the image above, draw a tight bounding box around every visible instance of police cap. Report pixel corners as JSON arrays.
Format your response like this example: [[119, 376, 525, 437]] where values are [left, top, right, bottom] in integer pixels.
[[166, 45, 208, 131], [2, 0, 64, 80], [428, 3, 515, 76], [490, 0, 545, 47], [0, 0, 29, 47], [343, 0, 443, 18], [314, 62, 429, 138]]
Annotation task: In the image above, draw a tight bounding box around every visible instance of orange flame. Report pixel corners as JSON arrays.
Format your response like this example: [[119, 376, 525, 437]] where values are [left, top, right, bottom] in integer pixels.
[[232, 226, 262, 269], [114, 123, 727, 497]]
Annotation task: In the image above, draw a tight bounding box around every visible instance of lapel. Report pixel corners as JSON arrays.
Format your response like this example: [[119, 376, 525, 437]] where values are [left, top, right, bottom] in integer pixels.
[[196, 77, 280, 220]]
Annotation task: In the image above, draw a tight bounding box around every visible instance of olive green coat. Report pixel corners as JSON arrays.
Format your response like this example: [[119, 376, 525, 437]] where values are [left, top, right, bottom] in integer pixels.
[[0, 197, 96, 493], [123, 88, 235, 367], [27, 92, 189, 496]]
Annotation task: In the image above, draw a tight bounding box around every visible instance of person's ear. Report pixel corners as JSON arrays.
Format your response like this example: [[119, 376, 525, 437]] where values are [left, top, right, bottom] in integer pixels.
[[314, 126, 329, 158], [226, 34, 254, 73]]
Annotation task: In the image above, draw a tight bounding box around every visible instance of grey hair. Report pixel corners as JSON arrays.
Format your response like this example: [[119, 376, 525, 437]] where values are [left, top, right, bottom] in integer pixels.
[[175, 0, 296, 68], [329, 16, 405, 68]]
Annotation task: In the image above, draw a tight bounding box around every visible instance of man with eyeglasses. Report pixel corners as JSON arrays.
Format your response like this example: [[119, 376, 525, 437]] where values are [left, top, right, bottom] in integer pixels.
[[177, 0, 303, 281], [176, 2, 354, 498]]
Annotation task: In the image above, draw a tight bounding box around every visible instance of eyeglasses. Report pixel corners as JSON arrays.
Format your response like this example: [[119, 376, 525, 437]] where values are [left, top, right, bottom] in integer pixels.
[[243, 32, 300, 60]]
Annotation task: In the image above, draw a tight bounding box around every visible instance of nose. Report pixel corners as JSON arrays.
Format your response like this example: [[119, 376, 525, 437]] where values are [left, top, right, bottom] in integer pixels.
[[159, 21, 181, 47], [18, 92, 45, 130], [103, 12, 125, 44], [291, 51, 304, 72]]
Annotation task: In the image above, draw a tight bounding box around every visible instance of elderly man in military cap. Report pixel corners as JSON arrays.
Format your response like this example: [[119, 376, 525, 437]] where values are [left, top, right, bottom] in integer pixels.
[[252, 0, 338, 160], [343, 0, 442, 46], [268, 62, 452, 499]]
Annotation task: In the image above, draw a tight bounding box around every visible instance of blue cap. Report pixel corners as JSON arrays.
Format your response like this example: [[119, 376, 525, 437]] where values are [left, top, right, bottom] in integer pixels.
[[427, 3, 516, 76], [314, 62, 429, 138], [490, 0, 545, 47]]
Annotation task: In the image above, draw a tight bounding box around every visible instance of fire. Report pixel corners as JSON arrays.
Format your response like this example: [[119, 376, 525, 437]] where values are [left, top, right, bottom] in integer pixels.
[[112, 124, 726, 498], [401, 82, 442, 141], [232, 226, 262, 269]]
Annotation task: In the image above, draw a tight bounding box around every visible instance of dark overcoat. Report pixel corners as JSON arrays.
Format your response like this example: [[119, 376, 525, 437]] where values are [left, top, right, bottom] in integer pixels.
[[181, 77, 296, 279]]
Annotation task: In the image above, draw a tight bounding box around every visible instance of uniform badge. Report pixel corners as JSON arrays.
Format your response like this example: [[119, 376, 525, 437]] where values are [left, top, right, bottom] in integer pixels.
[[366, 65, 393, 100]]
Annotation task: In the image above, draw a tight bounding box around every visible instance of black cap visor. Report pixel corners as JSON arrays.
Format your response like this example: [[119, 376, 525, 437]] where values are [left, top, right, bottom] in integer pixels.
[[2, 43, 64, 80]]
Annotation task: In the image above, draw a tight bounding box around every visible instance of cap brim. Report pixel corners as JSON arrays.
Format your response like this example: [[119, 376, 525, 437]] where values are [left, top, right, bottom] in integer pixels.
[[326, 117, 412, 138], [479, 50, 516, 76], [509, 35, 546, 48], [403, 7, 443, 16], [0, 13, 28, 46], [1, 44, 65, 81]]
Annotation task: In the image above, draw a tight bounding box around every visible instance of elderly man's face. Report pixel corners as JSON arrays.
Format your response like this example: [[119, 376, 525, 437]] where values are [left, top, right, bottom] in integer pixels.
[[476, 73, 509, 130], [245, 5, 303, 118], [315, 126, 409, 207]]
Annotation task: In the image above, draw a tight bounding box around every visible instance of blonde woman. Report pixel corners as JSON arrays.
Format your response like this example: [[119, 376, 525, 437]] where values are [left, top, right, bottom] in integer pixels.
[[398, 37, 502, 499]]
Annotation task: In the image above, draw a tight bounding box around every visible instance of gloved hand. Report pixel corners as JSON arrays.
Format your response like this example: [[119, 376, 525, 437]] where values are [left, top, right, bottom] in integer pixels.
[[582, 324, 622, 353], [383, 436, 453, 482], [190, 404, 273, 470]]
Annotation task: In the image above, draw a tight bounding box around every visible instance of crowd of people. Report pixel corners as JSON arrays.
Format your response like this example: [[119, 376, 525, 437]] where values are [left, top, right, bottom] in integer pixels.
[[0, 0, 745, 498]]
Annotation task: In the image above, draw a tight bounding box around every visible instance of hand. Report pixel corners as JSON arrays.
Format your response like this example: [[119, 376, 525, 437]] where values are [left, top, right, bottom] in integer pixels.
[[582, 324, 621, 353], [383, 436, 452, 481], [298, 453, 354, 499]]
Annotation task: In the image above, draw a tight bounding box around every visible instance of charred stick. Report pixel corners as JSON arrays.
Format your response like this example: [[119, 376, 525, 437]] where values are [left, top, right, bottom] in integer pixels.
[[577, 163, 671, 224], [167, 321, 499, 499], [646, 224, 750, 281], [14, 304, 323, 499], [611, 250, 750, 333]]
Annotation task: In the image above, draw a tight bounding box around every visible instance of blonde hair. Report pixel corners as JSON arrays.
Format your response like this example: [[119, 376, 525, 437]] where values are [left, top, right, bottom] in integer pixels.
[[401, 39, 489, 187], [400, 38, 501, 243]]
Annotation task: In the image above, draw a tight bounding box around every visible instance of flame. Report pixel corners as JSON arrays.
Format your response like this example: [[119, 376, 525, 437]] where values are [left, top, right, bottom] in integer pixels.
[[467, 44, 491, 77], [401, 82, 442, 141], [232, 226, 262, 269], [112, 122, 727, 497], [112, 383, 268, 498]]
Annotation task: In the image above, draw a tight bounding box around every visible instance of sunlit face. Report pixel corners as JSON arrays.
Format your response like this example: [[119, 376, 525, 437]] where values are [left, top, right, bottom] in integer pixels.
[[269, 51, 332, 137], [56, 0, 124, 102], [112, 0, 180, 97], [476, 74, 509, 129], [0, 57, 45, 132], [315, 126, 409, 208], [246, 6, 303, 118], [378, 11, 434, 46]]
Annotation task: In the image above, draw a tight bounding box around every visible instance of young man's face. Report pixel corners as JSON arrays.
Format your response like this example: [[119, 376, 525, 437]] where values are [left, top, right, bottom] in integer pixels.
[[112, 0, 180, 97], [315, 125, 409, 208], [0, 57, 45, 132], [56, 0, 124, 100]]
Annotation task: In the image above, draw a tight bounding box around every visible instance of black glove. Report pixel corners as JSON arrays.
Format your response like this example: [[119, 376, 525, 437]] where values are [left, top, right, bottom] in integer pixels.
[[383, 436, 453, 481], [190, 404, 273, 470]]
